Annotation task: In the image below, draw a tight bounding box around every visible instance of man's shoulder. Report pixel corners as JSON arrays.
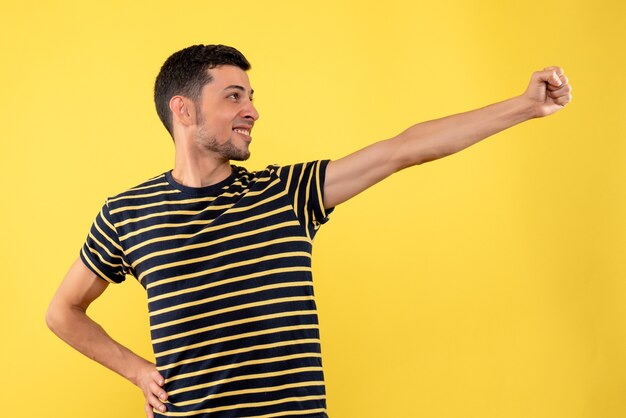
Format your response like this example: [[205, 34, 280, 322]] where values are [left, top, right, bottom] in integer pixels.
[[104, 172, 171, 204], [249, 161, 327, 177]]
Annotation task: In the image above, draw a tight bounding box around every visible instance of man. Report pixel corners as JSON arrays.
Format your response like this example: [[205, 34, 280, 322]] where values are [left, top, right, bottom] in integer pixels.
[[46, 44, 572, 417]]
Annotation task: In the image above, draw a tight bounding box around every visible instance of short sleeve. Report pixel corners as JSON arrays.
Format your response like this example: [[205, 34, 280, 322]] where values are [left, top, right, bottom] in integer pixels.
[[80, 200, 130, 283], [278, 160, 334, 239]]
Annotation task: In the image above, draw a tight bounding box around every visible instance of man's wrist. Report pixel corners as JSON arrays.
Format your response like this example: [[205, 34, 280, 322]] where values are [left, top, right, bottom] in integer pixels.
[[123, 353, 154, 386], [510, 94, 540, 121]]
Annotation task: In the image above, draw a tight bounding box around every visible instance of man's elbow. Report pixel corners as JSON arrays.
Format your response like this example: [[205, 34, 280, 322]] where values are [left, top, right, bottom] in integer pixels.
[[45, 300, 61, 334], [393, 136, 450, 169], [413, 148, 454, 166], [45, 298, 72, 336]]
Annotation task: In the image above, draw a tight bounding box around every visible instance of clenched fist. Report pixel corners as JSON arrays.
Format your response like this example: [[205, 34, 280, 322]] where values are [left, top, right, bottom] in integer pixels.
[[523, 66, 573, 118]]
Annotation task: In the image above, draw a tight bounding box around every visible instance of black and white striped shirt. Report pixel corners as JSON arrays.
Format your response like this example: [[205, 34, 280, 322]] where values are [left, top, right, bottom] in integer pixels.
[[81, 160, 333, 417]]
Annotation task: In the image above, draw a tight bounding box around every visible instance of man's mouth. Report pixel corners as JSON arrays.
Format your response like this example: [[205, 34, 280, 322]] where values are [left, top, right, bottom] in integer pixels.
[[233, 128, 251, 138]]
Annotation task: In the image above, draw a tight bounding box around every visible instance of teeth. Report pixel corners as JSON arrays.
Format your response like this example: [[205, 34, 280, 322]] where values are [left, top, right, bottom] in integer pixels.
[[233, 128, 250, 136]]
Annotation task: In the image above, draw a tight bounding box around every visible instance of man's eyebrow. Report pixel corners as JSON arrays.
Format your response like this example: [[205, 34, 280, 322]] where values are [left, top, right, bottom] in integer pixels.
[[224, 85, 254, 96]]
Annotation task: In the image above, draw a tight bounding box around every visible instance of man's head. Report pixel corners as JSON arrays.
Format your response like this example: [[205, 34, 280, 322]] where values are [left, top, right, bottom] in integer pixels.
[[154, 44, 251, 138]]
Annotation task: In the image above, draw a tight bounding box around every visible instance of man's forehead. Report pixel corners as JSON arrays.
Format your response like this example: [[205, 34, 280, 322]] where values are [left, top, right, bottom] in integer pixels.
[[206, 65, 253, 92]]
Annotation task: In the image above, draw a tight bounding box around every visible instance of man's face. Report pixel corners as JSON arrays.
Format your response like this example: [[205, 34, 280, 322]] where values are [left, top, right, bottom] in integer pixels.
[[194, 65, 259, 161]]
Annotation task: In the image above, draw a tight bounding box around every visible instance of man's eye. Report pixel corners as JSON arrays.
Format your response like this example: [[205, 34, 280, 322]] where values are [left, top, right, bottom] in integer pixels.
[[228, 93, 239, 100]]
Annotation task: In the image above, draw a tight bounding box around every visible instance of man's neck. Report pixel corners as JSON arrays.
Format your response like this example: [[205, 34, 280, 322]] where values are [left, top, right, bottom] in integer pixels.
[[171, 144, 233, 188]]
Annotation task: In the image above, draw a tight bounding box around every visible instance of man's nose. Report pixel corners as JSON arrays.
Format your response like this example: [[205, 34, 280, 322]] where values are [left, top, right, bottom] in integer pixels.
[[241, 101, 259, 121]]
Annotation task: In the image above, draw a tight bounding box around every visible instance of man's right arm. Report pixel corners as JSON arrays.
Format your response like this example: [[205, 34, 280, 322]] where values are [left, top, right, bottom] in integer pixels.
[[46, 258, 168, 417]]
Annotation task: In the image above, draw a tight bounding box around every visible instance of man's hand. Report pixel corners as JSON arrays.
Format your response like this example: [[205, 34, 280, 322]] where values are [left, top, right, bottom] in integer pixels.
[[134, 362, 168, 417], [522, 66, 573, 118]]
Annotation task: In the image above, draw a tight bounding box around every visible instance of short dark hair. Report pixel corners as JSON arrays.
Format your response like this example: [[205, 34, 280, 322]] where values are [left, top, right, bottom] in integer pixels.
[[154, 44, 251, 137]]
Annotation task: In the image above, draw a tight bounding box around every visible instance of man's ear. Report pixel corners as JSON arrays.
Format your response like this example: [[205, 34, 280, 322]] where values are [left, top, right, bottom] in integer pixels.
[[169, 96, 197, 127]]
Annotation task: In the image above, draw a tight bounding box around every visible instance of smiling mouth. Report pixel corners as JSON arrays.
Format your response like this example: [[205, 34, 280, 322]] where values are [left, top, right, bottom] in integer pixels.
[[233, 128, 251, 138]]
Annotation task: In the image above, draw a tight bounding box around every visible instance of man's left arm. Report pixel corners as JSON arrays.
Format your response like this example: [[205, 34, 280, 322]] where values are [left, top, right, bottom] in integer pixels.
[[323, 66, 572, 209]]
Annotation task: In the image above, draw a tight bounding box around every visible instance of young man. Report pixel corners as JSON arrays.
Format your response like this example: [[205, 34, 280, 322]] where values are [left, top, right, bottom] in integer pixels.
[[46, 44, 572, 417]]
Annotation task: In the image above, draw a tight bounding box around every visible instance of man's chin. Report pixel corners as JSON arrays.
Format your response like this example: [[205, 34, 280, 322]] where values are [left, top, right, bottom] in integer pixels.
[[230, 154, 250, 162], [228, 149, 250, 162], [216, 141, 250, 162]]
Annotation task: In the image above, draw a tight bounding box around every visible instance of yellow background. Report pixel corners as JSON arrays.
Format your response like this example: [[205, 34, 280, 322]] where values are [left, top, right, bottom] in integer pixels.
[[1, 0, 624, 417]]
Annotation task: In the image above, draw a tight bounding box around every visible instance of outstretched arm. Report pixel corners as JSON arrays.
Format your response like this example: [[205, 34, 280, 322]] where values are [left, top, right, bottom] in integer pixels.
[[323, 66, 572, 209], [46, 258, 169, 417]]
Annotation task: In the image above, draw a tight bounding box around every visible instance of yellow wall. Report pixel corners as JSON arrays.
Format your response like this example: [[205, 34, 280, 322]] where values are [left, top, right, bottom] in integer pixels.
[[1, 1, 624, 417]]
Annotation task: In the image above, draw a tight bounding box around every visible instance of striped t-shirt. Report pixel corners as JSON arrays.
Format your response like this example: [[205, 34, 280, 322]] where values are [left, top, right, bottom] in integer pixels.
[[80, 160, 333, 417]]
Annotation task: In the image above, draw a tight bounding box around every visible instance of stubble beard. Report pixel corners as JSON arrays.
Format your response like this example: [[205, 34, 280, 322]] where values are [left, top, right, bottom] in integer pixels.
[[195, 122, 250, 162]]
